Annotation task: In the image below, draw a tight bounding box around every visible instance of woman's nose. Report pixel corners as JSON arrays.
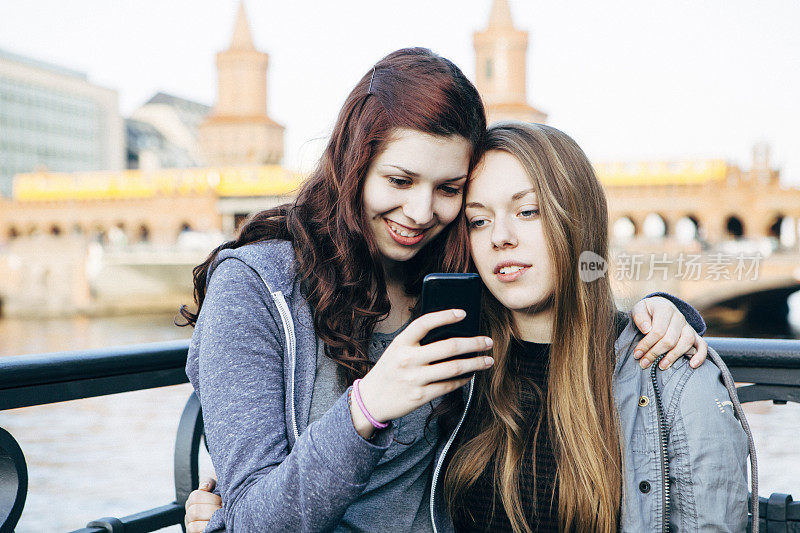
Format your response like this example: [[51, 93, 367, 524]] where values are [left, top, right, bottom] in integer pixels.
[[402, 189, 434, 226], [491, 218, 518, 248]]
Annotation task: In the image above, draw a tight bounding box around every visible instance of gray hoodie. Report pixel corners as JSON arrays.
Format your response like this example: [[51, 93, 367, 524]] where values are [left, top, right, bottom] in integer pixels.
[[187, 239, 743, 532], [187, 240, 396, 532]]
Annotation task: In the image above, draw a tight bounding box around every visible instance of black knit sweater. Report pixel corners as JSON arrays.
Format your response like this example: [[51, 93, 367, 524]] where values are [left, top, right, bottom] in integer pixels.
[[452, 340, 559, 533]]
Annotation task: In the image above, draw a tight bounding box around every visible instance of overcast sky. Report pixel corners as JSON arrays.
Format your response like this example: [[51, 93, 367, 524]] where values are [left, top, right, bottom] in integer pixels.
[[1, 0, 798, 183]]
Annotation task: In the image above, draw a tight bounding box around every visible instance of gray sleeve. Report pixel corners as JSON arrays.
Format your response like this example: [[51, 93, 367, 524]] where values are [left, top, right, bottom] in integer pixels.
[[665, 353, 749, 532], [190, 258, 393, 532]]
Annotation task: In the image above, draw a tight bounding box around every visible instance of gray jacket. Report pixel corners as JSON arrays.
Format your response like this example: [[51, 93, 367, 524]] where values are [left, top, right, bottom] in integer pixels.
[[429, 318, 758, 533], [188, 239, 749, 532]]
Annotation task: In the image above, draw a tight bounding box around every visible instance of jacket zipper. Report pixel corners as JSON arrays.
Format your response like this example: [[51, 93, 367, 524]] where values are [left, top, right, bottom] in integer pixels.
[[650, 354, 671, 533], [430, 376, 475, 533], [271, 290, 300, 442]]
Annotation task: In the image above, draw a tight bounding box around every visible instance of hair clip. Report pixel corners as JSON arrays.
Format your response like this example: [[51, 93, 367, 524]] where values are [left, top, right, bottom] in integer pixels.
[[368, 67, 376, 95]]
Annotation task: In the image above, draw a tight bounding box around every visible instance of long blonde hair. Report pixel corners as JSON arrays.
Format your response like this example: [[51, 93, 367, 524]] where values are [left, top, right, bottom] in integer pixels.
[[445, 123, 622, 532]]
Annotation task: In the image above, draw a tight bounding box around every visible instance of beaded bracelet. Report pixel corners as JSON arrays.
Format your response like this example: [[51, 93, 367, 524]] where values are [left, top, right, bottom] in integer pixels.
[[352, 378, 389, 430]]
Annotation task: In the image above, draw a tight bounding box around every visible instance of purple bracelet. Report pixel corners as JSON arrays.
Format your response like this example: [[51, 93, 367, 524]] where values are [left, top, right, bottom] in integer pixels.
[[352, 379, 389, 430]]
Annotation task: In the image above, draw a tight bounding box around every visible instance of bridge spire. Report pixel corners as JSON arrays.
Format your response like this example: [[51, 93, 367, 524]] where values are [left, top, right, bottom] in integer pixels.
[[229, 1, 255, 50], [199, 0, 285, 165], [488, 0, 515, 29], [474, 0, 547, 124]]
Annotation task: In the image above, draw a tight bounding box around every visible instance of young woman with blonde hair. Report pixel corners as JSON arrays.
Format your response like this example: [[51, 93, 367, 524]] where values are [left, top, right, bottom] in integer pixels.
[[437, 122, 756, 532]]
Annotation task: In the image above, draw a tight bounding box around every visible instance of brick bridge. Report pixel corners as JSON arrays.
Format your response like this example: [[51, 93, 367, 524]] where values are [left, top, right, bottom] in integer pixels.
[[1, 152, 799, 325]]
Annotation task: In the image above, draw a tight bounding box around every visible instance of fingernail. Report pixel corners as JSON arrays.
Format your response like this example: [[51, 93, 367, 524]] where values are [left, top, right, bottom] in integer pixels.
[[200, 481, 209, 490], [640, 359, 648, 369], [484, 337, 493, 348], [660, 360, 670, 370], [453, 309, 466, 318], [634, 350, 643, 359], [689, 359, 698, 369], [642, 322, 651, 333], [484, 357, 494, 366]]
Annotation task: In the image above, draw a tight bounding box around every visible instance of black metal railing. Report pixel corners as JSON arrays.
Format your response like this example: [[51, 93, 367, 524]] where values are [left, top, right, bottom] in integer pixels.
[[0, 337, 798, 532], [0, 340, 198, 533]]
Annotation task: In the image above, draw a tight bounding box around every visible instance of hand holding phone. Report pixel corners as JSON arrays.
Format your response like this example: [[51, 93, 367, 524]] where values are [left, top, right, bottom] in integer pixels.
[[350, 275, 488, 438]]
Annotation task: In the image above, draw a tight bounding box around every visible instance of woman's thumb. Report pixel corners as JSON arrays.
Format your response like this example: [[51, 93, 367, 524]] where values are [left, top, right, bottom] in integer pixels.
[[198, 477, 217, 491]]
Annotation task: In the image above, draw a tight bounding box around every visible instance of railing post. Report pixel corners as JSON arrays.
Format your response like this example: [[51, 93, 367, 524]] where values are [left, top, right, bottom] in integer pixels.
[[85, 517, 123, 533], [173, 393, 204, 521], [0, 427, 27, 533], [766, 493, 793, 533]]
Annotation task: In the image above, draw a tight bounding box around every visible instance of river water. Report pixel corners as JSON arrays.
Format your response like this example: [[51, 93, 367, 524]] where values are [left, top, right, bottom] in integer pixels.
[[0, 314, 798, 531]]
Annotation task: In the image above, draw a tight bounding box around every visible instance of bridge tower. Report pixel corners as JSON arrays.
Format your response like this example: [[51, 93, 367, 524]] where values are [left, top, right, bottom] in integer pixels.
[[473, 0, 547, 125], [199, 1, 284, 165]]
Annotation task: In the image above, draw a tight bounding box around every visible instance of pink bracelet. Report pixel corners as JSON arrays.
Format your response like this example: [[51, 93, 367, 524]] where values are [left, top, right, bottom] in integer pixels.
[[352, 379, 389, 430]]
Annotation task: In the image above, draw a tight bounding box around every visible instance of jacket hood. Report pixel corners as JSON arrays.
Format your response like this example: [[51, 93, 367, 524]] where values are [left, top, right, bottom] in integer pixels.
[[209, 239, 298, 297]]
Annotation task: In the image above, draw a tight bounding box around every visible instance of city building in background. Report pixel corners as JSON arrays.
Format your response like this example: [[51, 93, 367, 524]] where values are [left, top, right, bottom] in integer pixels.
[[198, 1, 285, 166], [0, 0, 798, 330], [0, 47, 124, 197], [0, 164, 303, 317], [474, 0, 548, 125], [127, 92, 211, 170]]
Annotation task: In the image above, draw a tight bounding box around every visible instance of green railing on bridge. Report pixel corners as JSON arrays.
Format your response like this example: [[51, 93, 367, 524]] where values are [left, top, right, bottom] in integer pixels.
[[0, 338, 799, 532]]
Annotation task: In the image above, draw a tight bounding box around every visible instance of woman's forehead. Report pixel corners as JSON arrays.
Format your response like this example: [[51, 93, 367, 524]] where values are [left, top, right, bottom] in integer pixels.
[[375, 128, 470, 179], [467, 151, 534, 203]]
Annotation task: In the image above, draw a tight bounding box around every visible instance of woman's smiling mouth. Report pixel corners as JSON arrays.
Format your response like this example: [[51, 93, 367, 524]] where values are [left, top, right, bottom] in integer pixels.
[[493, 261, 532, 282], [384, 219, 428, 246]]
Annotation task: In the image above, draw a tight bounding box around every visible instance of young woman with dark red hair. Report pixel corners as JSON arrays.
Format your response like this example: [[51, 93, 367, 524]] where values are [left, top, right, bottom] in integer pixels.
[[181, 48, 707, 532]]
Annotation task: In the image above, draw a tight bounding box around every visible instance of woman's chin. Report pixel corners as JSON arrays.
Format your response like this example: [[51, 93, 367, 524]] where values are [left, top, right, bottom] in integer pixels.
[[378, 244, 421, 265], [493, 291, 553, 315]]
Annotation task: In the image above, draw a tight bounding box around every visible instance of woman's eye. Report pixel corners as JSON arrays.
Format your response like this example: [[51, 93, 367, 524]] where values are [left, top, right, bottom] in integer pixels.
[[468, 219, 488, 229], [439, 184, 462, 196], [519, 208, 540, 218], [387, 176, 412, 187]]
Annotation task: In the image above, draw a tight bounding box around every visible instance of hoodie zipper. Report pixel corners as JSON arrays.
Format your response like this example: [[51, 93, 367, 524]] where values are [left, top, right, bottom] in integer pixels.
[[271, 290, 300, 442], [650, 354, 671, 533], [430, 376, 475, 533]]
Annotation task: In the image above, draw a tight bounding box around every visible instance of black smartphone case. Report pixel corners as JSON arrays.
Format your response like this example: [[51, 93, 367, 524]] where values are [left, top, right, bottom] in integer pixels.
[[420, 273, 482, 346]]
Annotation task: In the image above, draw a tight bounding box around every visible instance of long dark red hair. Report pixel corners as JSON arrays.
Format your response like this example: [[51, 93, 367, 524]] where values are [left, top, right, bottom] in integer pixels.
[[180, 48, 486, 385]]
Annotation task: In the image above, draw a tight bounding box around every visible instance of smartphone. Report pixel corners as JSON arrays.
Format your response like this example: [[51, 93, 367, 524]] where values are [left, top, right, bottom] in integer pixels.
[[419, 273, 482, 350]]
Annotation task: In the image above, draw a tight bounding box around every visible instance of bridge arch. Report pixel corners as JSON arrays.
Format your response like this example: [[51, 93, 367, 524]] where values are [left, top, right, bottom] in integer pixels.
[[612, 216, 637, 243], [6, 226, 19, 240], [725, 215, 745, 239], [105, 222, 129, 247], [767, 213, 796, 248], [700, 283, 800, 338], [90, 223, 108, 244], [176, 221, 196, 242], [137, 223, 151, 243], [642, 213, 669, 239], [48, 224, 62, 236], [768, 214, 783, 238], [675, 214, 700, 243]]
